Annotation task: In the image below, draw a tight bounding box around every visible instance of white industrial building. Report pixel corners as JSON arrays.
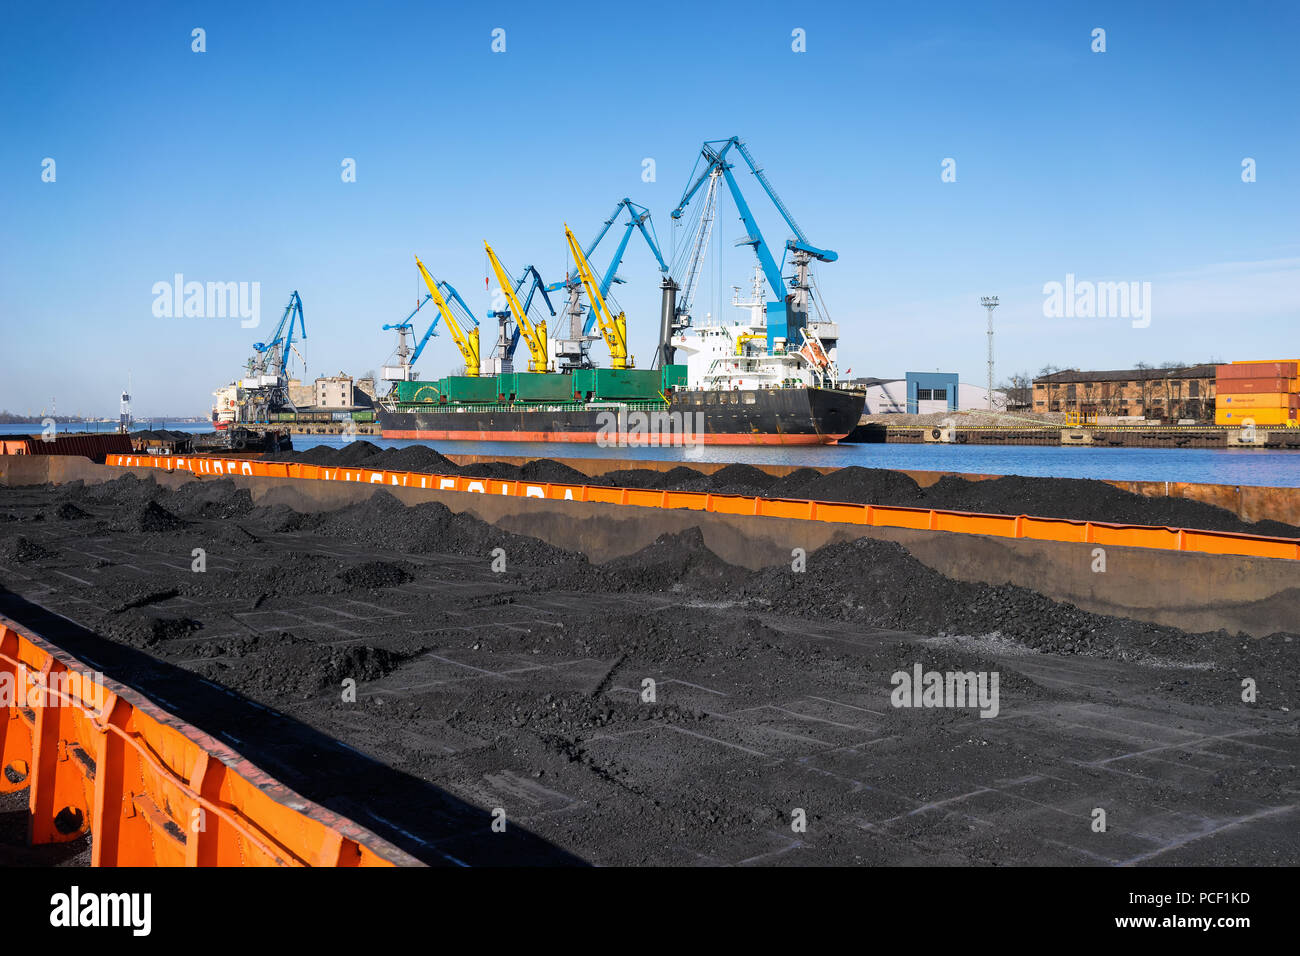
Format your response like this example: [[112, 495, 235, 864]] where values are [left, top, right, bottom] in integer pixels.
[[847, 376, 1006, 415]]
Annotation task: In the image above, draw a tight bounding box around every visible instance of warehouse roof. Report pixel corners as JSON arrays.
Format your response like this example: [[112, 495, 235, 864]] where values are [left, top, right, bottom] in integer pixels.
[[1033, 364, 1217, 384]]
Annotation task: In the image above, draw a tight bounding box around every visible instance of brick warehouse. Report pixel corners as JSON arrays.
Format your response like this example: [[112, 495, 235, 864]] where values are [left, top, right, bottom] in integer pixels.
[[1032, 365, 1217, 422]]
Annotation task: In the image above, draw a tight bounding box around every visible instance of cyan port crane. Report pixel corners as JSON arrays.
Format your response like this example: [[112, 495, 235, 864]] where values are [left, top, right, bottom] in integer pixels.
[[248, 290, 307, 384], [546, 199, 675, 369], [487, 264, 556, 373], [237, 290, 306, 422], [670, 137, 837, 352]]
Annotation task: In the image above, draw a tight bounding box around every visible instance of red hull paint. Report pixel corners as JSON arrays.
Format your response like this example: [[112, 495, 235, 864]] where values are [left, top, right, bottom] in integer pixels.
[[382, 428, 842, 445]]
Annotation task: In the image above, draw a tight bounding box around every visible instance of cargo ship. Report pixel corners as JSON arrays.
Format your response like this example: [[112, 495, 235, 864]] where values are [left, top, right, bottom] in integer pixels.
[[377, 269, 864, 445], [377, 137, 868, 445]]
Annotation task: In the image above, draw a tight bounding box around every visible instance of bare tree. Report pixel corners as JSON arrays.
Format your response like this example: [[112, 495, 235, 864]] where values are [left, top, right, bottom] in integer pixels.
[[1133, 361, 1154, 418], [997, 371, 1033, 408]]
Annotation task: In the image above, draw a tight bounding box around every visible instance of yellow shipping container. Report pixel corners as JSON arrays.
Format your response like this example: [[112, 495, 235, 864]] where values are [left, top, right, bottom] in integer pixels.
[[1217, 392, 1291, 409], [1217, 408, 1296, 426]]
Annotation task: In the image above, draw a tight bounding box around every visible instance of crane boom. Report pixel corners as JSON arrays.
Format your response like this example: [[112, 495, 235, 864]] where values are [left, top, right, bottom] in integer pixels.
[[564, 224, 632, 369], [671, 136, 836, 350], [484, 241, 548, 372], [414, 255, 480, 377]]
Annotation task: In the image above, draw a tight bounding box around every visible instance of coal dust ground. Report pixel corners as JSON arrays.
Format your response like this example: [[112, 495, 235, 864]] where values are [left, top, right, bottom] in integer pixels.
[[0, 474, 1296, 866]]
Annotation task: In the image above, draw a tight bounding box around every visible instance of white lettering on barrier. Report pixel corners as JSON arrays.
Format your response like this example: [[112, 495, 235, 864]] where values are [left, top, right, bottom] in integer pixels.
[[241, 461, 252, 475], [525, 485, 545, 499], [564, 488, 574, 500], [439, 478, 456, 490], [467, 481, 485, 493], [370, 472, 384, 484], [214, 461, 224, 475]]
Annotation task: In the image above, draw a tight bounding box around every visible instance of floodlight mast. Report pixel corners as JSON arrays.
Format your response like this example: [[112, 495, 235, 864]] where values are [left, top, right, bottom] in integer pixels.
[[980, 296, 999, 410]]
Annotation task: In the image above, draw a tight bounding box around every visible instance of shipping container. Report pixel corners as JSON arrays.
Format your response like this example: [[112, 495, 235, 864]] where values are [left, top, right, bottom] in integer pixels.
[[1217, 361, 1300, 379], [1215, 376, 1294, 394], [571, 368, 663, 401], [392, 380, 443, 404], [501, 372, 580, 403], [1219, 393, 1292, 409], [661, 364, 689, 392], [440, 375, 502, 403], [1217, 407, 1297, 425]]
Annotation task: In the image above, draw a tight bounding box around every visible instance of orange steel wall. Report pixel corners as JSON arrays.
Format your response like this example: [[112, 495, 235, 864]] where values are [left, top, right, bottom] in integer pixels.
[[108, 454, 1300, 563], [0, 616, 408, 867]]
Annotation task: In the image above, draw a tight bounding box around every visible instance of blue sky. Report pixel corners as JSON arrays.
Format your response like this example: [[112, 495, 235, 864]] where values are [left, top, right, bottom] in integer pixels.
[[2, 0, 1297, 416]]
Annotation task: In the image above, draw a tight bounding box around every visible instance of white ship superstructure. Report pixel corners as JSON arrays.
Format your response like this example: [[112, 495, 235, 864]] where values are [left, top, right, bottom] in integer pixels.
[[670, 266, 840, 391]]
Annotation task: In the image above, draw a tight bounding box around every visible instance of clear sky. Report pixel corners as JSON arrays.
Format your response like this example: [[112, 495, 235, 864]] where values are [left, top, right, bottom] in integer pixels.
[[2, 0, 1297, 416]]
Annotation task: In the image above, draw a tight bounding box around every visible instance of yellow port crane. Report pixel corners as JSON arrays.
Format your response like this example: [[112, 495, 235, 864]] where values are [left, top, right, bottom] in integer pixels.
[[414, 254, 480, 377], [484, 240, 548, 372], [564, 224, 633, 369]]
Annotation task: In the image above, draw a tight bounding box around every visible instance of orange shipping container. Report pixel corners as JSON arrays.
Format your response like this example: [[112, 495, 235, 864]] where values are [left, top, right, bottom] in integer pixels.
[[1217, 361, 1300, 379], [1215, 376, 1293, 394]]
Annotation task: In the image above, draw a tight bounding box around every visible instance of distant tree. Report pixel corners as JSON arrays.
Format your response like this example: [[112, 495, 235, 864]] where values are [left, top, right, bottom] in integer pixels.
[[1133, 362, 1155, 417], [997, 371, 1033, 408]]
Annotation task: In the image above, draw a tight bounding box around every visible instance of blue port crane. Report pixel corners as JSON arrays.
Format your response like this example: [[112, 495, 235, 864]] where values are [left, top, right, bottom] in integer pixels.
[[546, 198, 673, 368], [238, 290, 306, 421], [487, 263, 557, 372], [382, 278, 481, 382], [249, 290, 307, 383], [670, 137, 836, 351], [547, 199, 669, 321], [381, 293, 434, 382]]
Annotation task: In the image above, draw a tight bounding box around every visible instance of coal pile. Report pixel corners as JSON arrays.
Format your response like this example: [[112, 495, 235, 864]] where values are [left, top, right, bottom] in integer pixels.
[[4, 535, 58, 563], [255, 440, 1298, 536], [740, 535, 1208, 661], [132, 500, 190, 533], [52, 502, 91, 520], [919, 474, 1300, 537]]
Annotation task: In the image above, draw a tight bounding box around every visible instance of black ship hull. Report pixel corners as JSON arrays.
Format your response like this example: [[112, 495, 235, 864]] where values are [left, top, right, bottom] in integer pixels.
[[378, 387, 864, 445]]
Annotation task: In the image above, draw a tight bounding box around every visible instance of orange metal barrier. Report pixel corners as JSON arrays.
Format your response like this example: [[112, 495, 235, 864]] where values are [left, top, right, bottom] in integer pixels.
[[0, 615, 415, 866], [107, 454, 1300, 563]]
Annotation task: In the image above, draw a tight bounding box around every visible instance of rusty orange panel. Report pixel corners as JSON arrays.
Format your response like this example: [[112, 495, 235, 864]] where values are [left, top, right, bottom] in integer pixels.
[[1091, 525, 1181, 550], [662, 491, 710, 511], [708, 495, 761, 516], [808, 501, 867, 524], [0, 617, 417, 867], [624, 488, 667, 508], [1019, 520, 1088, 544], [1181, 529, 1300, 559], [584, 486, 624, 505], [869, 506, 933, 530], [755, 498, 810, 520], [932, 511, 1019, 537]]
